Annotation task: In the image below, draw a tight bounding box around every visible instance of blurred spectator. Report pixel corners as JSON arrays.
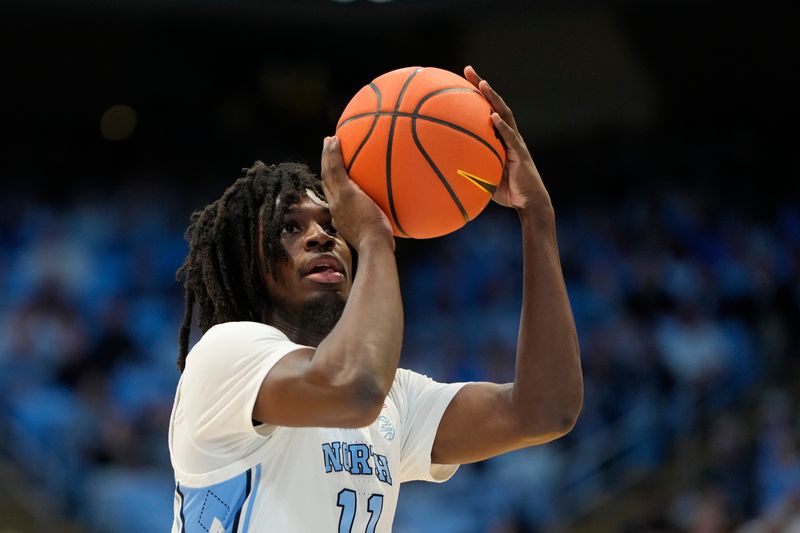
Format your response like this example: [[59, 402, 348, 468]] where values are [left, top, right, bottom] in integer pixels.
[[0, 180, 798, 532]]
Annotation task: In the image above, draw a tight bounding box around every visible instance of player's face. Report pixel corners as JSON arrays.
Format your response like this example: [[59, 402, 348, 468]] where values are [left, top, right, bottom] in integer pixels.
[[261, 196, 352, 315]]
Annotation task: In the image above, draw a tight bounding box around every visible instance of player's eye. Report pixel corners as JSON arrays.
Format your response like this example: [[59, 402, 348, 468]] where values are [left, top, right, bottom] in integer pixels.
[[280, 221, 300, 235], [323, 222, 338, 236]]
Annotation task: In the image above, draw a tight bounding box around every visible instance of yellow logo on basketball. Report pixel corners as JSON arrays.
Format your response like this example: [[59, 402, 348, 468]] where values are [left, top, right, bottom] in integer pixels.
[[457, 170, 497, 195]]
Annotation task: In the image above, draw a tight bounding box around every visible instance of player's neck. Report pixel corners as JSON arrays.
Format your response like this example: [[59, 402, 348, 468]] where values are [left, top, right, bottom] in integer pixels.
[[267, 314, 324, 347], [263, 297, 344, 347]]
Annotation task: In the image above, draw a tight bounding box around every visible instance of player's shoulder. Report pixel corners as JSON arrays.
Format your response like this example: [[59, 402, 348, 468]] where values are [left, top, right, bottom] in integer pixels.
[[394, 367, 415, 384], [186, 321, 290, 369], [198, 321, 289, 347], [392, 367, 436, 390]]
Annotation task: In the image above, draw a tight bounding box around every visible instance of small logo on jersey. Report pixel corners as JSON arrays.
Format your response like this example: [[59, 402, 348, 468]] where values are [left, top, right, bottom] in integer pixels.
[[378, 415, 395, 441]]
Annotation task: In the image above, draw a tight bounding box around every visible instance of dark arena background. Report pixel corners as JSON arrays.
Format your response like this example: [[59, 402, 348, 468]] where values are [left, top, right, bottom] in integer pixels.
[[1, 1, 799, 531]]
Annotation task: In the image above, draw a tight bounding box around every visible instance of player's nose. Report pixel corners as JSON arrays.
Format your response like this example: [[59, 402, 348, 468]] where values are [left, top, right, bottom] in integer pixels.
[[303, 222, 335, 251]]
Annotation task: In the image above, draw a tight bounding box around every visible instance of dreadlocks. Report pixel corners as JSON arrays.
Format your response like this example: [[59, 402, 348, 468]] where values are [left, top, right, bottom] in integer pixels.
[[175, 161, 325, 372]]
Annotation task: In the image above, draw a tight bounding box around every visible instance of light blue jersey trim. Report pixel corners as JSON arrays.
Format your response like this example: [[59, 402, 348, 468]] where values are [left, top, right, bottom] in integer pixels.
[[175, 466, 255, 533], [241, 464, 261, 532]]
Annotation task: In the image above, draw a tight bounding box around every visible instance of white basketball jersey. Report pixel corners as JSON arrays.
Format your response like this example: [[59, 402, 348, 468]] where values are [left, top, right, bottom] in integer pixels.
[[169, 322, 465, 533]]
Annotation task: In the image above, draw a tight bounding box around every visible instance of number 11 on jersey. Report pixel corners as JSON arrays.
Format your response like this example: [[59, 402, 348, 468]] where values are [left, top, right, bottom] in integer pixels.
[[337, 489, 384, 533]]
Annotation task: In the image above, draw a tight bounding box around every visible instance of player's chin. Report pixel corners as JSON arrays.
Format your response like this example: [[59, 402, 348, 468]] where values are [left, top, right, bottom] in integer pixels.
[[295, 290, 347, 338], [300, 281, 350, 306]]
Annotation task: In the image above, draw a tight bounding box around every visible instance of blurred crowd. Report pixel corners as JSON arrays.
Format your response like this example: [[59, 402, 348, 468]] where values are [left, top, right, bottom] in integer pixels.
[[0, 178, 797, 532]]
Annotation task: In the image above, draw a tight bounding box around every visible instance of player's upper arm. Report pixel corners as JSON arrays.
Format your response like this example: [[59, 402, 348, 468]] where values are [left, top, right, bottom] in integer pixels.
[[182, 322, 381, 444], [253, 346, 385, 429], [431, 382, 578, 465]]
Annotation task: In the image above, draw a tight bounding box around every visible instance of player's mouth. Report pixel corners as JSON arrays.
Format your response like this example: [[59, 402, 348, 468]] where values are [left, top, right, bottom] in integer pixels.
[[302, 255, 345, 284]]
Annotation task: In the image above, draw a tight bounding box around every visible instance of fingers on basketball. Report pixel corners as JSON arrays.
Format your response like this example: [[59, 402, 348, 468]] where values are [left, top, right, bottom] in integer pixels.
[[335, 66, 506, 239]]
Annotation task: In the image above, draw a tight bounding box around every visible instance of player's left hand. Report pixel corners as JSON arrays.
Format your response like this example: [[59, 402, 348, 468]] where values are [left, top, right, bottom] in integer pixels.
[[464, 65, 551, 212]]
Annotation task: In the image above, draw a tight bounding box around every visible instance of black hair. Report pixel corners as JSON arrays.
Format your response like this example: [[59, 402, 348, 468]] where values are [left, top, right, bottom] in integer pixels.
[[175, 161, 324, 372]]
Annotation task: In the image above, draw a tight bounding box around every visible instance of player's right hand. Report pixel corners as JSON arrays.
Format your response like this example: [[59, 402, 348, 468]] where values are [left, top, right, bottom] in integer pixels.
[[321, 136, 395, 252]]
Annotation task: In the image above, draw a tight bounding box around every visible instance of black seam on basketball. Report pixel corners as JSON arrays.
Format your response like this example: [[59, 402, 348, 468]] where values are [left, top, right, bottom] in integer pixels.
[[337, 87, 478, 129], [343, 83, 382, 174], [410, 86, 503, 188], [410, 113, 470, 223], [337, 111, 504, 167], [415, 87, 480, 102], [337, 112, 389, 129], [385, 69, 421, 237]]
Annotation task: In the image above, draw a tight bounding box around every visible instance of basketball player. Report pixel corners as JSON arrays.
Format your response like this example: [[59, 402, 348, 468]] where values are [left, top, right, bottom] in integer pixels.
[[169, 66, 583, 532]]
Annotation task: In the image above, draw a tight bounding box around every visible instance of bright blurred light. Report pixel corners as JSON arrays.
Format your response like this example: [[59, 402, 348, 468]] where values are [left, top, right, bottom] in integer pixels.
[[100, 105, 137, 141]]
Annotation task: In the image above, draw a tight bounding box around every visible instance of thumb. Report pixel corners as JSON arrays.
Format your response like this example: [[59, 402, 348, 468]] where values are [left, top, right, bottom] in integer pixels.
[[321, 136, 349, 189]]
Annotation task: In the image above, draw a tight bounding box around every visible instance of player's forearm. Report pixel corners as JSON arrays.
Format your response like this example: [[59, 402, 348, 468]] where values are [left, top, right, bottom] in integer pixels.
[[310, 239, 403, 412], [511, 204, 583, 437]]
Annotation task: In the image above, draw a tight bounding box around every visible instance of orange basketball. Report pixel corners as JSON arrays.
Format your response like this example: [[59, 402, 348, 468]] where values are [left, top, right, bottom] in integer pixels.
[[336, 66, 506, 239]]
